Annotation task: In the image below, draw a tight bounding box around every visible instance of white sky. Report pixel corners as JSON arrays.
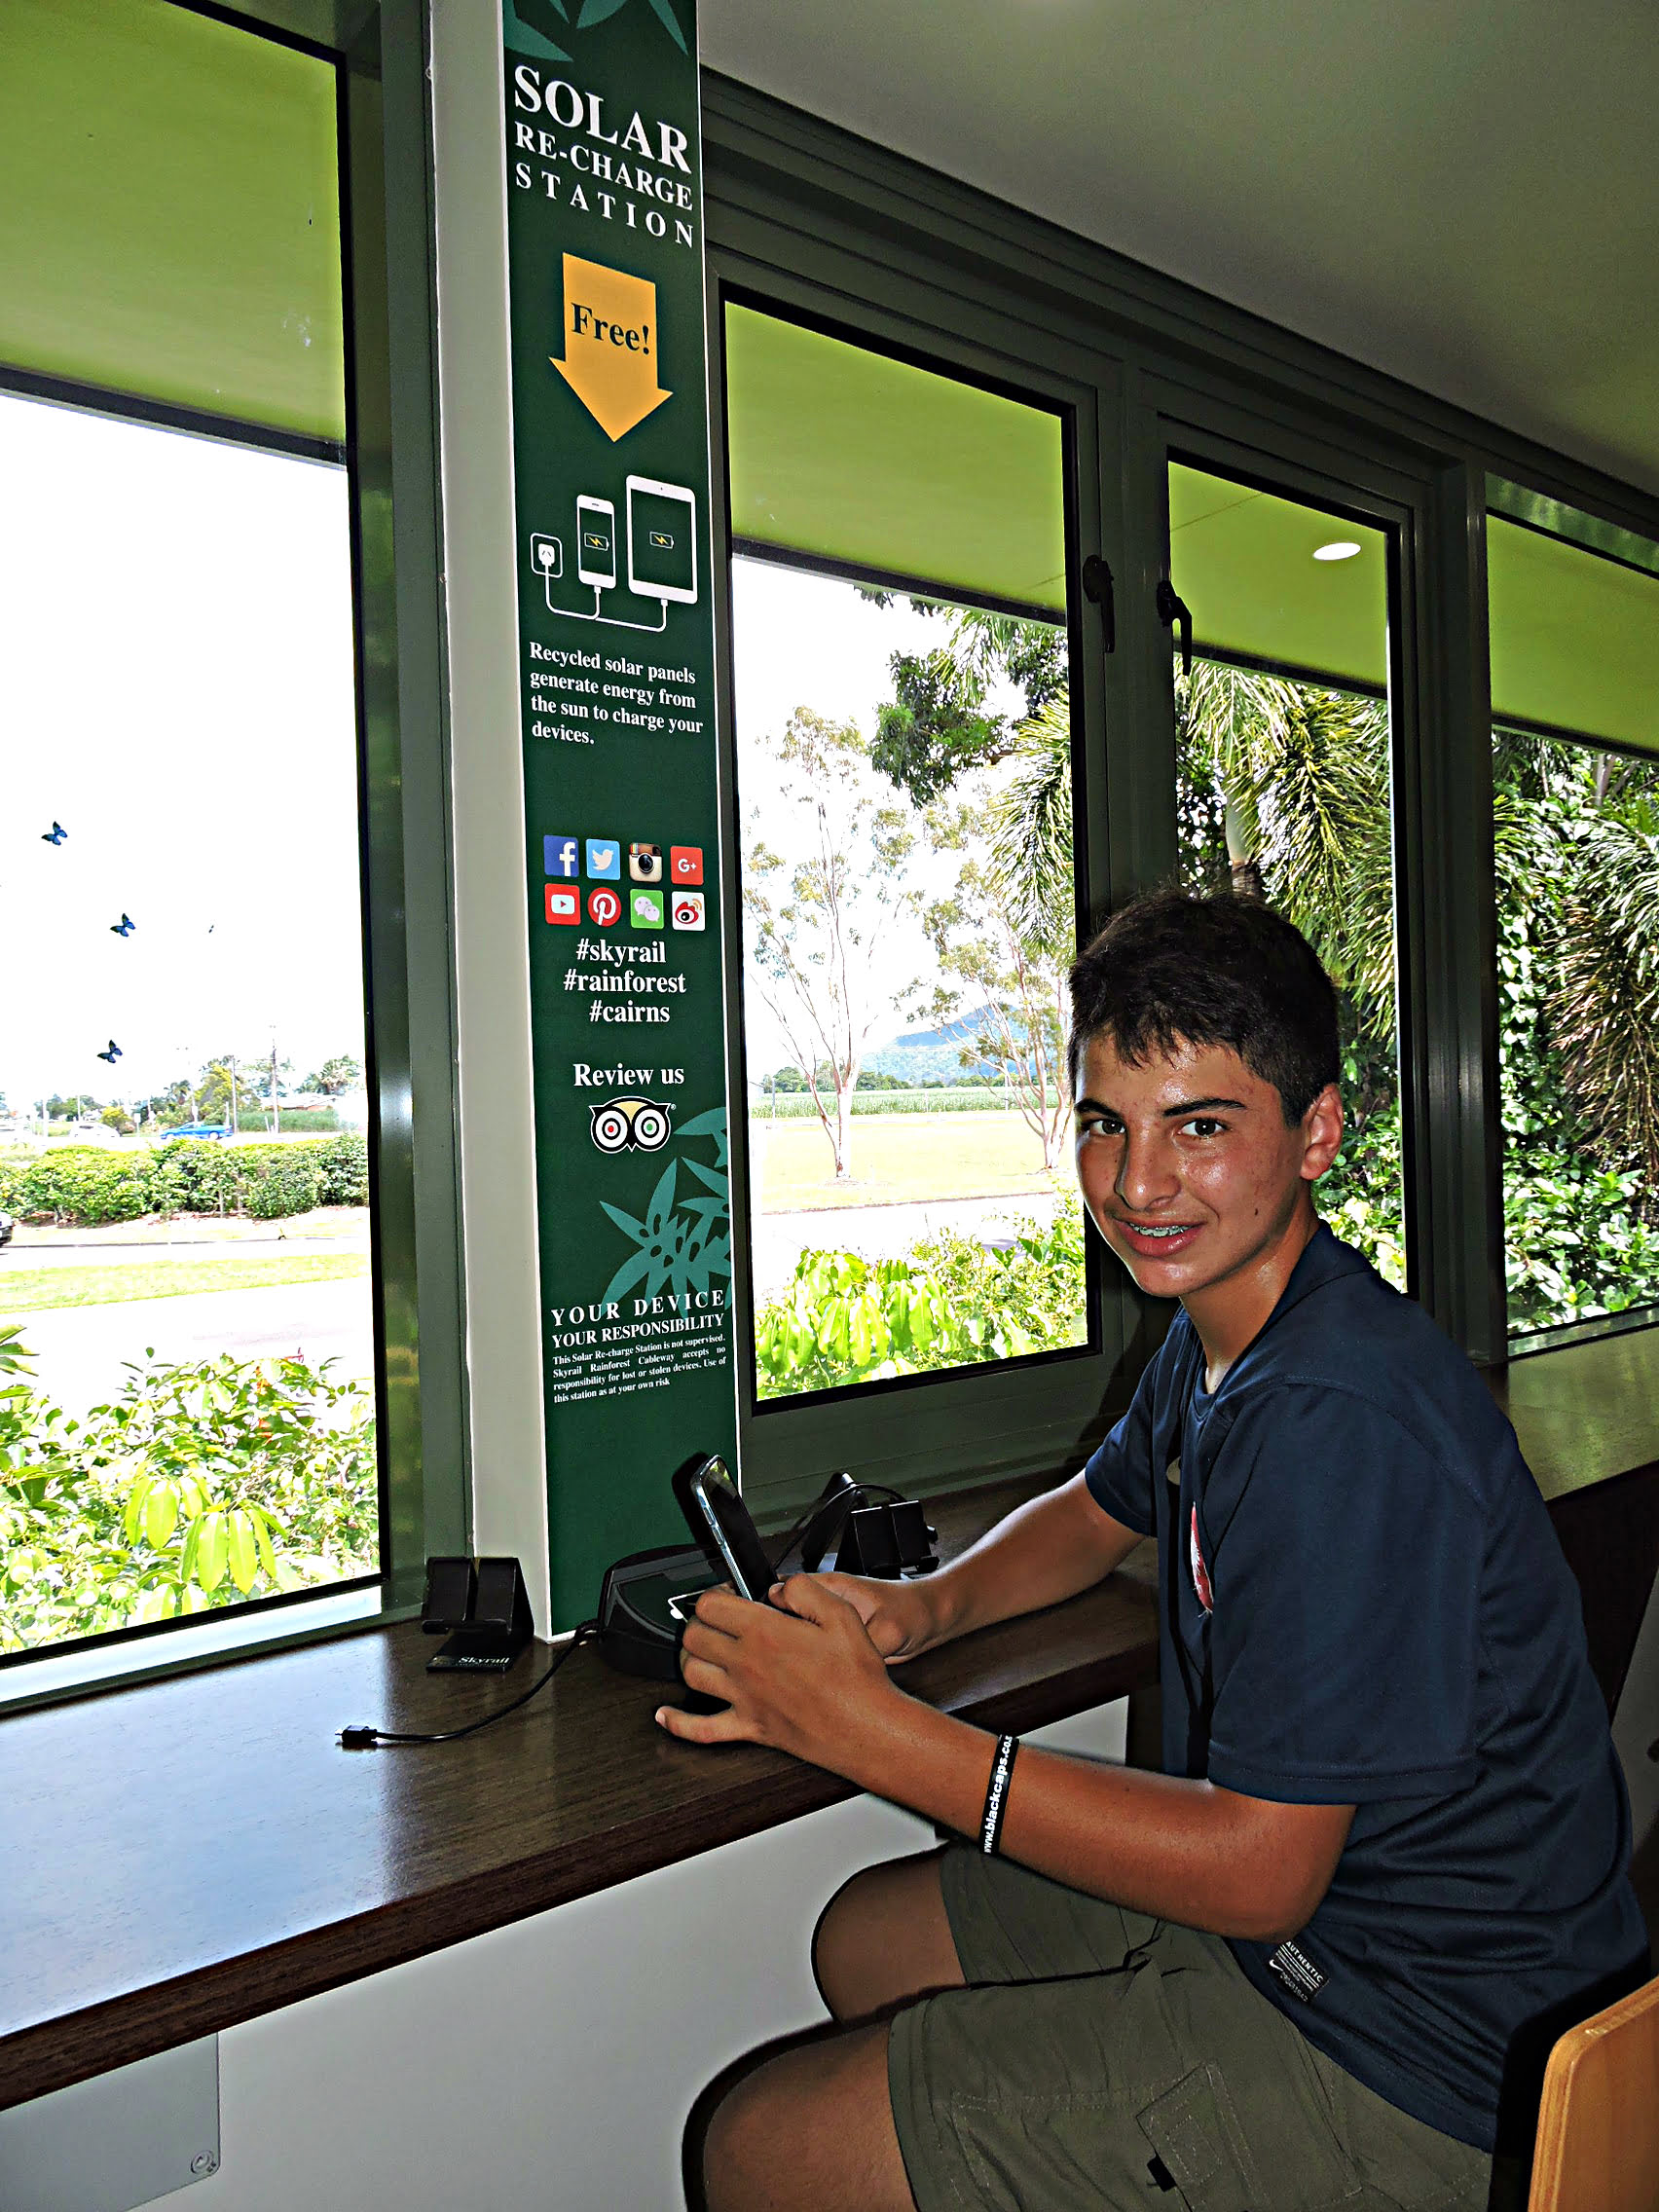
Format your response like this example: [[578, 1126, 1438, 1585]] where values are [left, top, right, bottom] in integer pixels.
[[0, 407, 1032, 1114], [0, 393, 366, 1111], [727, 558, 1027, 1078]]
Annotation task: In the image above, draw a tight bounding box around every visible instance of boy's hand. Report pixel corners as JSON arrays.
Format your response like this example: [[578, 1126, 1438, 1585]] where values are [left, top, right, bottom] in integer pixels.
[[655, 1575, 908, 1764], [809, 1570, 945, 1662]]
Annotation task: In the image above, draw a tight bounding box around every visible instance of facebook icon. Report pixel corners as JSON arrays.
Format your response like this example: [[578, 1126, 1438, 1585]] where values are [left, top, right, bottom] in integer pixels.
[[544, 834, 580, 878]]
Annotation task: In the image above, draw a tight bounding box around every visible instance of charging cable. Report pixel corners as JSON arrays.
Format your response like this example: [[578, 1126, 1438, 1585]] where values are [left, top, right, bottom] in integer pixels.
[[339, 1621, 600, 1750]]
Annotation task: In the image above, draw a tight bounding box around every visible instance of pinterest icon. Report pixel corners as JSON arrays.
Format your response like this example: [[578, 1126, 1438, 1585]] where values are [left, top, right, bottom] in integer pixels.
[[587, 885, 622, 927]]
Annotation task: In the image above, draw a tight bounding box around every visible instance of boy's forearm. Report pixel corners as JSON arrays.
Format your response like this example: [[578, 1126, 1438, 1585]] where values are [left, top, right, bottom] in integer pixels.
[[917, 1474, 1141, 1647], [842, 1692, 1343, 1943]]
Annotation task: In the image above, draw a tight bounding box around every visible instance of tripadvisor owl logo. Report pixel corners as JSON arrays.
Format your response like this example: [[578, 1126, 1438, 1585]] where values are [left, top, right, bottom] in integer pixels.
[[590, 1094, 674, 1153]]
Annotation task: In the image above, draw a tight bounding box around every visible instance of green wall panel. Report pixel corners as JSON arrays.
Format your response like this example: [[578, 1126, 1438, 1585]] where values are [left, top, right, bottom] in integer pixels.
[[1489, 517, 1659, 755], [724, 302, 1066, 614], [1, 0, 345, 443], [1169, 462, 1388, 691]]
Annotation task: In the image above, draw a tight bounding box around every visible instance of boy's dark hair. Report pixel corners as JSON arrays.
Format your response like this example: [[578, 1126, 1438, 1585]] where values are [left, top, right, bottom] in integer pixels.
[[1068, 890, 1340, 1125]]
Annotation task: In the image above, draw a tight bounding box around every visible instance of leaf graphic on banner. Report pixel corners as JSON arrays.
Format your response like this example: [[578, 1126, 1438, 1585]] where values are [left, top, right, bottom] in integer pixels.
[[576, 0, 629, 23], [682, 1156, 728, 1200], [598, 1156, 733, 1305], [644, 0, 689, 53], [508, 0, 571, 58], [677, 1105, 729, 1169]]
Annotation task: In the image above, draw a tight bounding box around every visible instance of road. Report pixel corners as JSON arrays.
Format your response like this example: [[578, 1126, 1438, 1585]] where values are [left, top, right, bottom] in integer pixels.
[[5, 1279, 375, 1417], [751, 1190, 1062, 1301]]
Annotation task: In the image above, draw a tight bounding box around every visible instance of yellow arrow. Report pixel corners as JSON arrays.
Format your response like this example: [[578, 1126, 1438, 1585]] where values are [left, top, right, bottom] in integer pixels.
[[551, 255, 672, 441]]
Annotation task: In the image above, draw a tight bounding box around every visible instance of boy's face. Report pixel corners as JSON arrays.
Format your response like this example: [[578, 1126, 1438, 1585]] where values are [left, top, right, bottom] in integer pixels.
[[1073, 1032, 1342, 1312]]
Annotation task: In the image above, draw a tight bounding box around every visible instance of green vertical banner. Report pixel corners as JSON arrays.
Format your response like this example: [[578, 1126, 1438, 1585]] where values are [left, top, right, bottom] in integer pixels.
[[500, 0, 735, 1627]]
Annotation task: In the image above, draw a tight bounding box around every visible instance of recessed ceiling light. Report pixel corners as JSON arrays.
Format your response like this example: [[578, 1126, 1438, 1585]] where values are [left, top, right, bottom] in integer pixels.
[[1312, 540, 1362, 562]]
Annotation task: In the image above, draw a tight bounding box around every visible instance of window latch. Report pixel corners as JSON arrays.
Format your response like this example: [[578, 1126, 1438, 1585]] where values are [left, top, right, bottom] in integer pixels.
[[1156, 576, 1194, 679], [1081, 554, 1116, 653]]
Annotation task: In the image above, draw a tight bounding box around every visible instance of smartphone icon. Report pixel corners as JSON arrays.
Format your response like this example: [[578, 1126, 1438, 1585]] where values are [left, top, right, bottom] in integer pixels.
[[576, 495, 616, 590]]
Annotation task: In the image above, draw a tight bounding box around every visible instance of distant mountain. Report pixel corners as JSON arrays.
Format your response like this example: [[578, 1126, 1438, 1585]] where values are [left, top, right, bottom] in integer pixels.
[[863, 1011, 1006, 1086]]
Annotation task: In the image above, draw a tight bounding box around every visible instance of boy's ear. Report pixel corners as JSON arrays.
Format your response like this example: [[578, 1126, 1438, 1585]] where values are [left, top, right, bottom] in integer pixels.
[[1299, 1082, 1345, 1182]]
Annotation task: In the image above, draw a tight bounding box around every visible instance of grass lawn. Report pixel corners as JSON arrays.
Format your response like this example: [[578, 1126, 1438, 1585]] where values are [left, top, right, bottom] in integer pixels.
[[0, 1251, 369, 1315], [752, 1110, 1062, 1211]]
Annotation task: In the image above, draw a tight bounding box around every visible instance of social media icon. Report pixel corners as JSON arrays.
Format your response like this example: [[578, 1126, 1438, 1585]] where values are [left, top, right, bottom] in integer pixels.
[[585, 838, 620, 879], [544, 835, 580, 878], [670, 891, 705, 932], [630, 888, 664, 930], [628, 842, 663, 883], [588, 885, 621, 928], [669, 846, 703, 885], [544, 884, 580, 926]]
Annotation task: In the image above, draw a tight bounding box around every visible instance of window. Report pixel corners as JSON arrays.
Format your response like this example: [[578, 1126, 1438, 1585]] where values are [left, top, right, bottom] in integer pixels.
[[1167, 457, 1407, 1288], [717, 297, 1114, 1513], [1487, 503, 1659, 1346], [1, 0, 461, 1690]]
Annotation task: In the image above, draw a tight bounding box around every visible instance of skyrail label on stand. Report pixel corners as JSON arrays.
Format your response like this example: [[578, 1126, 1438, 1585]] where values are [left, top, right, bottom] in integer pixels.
[[501, 0, 735, 1628]]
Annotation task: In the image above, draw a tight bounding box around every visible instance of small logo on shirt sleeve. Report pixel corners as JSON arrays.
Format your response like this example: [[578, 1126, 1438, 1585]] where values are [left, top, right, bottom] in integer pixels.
[[1189, 1504, 1214, 1614]]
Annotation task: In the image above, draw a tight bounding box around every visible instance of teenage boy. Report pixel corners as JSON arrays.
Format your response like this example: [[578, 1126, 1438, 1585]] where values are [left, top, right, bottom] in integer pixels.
[[661, 891, 1647, 2212]]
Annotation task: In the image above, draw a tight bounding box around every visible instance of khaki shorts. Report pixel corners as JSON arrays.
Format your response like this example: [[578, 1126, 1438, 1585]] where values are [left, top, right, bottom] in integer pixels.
[[886, 1846, 1493, 2212]]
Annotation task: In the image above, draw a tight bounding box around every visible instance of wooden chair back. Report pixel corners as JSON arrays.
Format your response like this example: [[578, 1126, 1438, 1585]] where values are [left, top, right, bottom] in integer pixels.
[[1527, 1972, 1659, 2212]]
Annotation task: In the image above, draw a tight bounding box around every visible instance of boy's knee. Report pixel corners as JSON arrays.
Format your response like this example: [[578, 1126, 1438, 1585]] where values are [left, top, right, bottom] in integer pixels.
[[701, 2070, 770, 2212], [811, 1864, 880, 2020]]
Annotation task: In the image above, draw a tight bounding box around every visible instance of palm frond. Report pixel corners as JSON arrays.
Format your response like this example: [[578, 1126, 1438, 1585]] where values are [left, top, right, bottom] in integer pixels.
[[1548, 811, 1659, 1186], [986, 697, 1074, 954]]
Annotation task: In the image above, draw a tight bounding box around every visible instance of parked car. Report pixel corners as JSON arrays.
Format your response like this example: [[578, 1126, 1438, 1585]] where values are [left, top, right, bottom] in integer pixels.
[[0, 1210, 14, 1248], [163, 1124, 233, 1142]]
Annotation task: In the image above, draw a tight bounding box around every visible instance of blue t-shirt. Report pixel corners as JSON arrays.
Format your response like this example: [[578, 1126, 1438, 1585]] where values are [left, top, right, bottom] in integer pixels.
[[1085, 1224, 1648, 2151]]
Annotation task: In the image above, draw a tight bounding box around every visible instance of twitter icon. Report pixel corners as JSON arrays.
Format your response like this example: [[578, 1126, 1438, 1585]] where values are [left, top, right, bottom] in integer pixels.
[[585, 837, 621, 880]]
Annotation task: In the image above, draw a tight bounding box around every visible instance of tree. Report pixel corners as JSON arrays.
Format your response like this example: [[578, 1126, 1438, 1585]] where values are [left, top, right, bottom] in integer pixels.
[[923, 700, 1076, 1170], [869, 604, 1066, 807], [299, 1055, 363, 1096], [742, 710, 924, 1179], [1177, 662, 1395, 1032]]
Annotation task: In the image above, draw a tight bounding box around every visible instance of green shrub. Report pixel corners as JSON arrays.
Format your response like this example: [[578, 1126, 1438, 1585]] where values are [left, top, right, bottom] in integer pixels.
[[240, 1148, 323, 1219], [148, 1139, 240, 1216], [0, 1146, 155, 1225], [0, 1343, 378, 1652], [313, 1131, 370, 1207], [755, 1204, 1088, 1398]]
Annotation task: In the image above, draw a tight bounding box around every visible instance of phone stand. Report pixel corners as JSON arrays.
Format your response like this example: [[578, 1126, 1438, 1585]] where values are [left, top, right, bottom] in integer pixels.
[[422, 1555, 535, 1671]]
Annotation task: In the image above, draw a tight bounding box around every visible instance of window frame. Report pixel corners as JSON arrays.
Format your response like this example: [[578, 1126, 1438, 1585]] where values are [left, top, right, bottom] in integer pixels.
[[0, 0, 466, 1708], [699, 63, 1659, 1528], [707, 271, 1129, 1522], [1484, 477, 1659, 1359]]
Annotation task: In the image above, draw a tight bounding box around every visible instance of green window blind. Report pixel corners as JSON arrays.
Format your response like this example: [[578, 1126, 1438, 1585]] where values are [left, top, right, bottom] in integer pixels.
[[1168, 462, 1388, 693], [723, 302, 1066, 617], [1, 0, 345, 446], [1488, 517, 1659, 756]]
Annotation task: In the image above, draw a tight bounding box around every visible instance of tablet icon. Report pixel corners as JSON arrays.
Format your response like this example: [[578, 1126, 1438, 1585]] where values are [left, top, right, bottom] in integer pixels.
[[671, 891, 705, 932], [630, 888, 664, 930], [588, 886, 622, 927], [586, 838, 620, 879], [629, 843, 663, 882], [669, 846, 703, 885], [544, 884, 580, 926]]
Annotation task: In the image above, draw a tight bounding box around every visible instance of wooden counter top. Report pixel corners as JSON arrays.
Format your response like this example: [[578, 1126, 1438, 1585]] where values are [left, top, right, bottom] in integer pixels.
[[5, 1323, 1658, 2118], [0, 1482, 1158, 2113]]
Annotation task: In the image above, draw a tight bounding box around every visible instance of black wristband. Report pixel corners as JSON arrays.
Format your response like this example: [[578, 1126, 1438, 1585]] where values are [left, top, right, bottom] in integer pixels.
[[979, 1733, 1019, 1856]]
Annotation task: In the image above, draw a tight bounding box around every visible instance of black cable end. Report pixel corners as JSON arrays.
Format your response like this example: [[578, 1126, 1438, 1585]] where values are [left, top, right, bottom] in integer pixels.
[[339, 1725, 380, 1751]]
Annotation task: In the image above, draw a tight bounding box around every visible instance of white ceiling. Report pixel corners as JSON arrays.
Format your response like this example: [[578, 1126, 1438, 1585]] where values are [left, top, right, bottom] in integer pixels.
[[701, 0, 1659, 502]]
